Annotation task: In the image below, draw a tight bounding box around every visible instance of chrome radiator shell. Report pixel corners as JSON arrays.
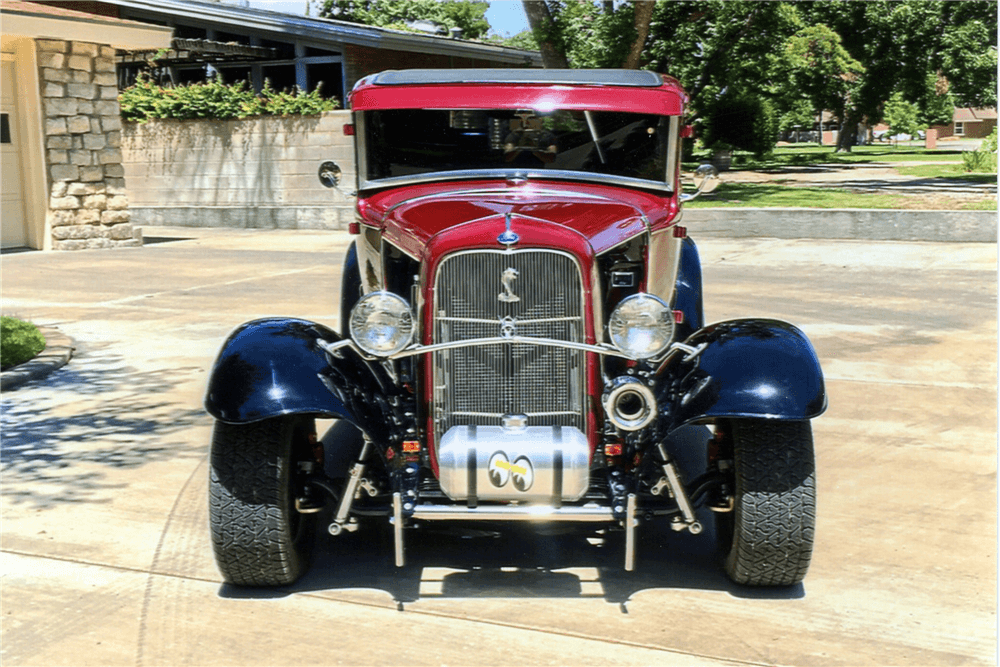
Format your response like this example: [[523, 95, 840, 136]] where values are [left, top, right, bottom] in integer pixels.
[[437, 425, 590, 502], [431, 249, 587, 444]]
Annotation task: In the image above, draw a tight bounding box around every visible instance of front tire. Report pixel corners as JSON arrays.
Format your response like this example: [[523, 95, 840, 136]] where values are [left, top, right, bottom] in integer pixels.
[[209, 416, 315, 586], [717, 419, 816, 586]]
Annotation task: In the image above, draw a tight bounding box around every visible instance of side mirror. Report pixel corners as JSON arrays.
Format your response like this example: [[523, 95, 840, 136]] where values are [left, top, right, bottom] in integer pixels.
[[318, 161, 342, 188], [680, 163, 719, 202]]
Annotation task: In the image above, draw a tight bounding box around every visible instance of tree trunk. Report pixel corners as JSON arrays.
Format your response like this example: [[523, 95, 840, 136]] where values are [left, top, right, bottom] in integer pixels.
[[622, 0, 654, 69], [835, 110, 862, 153], [522, 0, 570, 69]]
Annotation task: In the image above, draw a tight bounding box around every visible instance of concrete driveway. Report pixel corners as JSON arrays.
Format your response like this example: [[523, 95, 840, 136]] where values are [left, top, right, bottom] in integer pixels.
[[1, 227, 995, 666]]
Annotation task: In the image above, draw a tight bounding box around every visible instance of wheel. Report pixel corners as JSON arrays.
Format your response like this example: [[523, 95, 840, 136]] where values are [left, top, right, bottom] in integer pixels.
[[716, 419, 816, 586], [209, 416, 316, 586]]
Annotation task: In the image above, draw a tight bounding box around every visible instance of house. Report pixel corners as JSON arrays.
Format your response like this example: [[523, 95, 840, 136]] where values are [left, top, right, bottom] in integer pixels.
[[25, 0, 540, 237], [43, 0, 541, 105], [930, 107, 997, 140], [1, 0, 172, 251]]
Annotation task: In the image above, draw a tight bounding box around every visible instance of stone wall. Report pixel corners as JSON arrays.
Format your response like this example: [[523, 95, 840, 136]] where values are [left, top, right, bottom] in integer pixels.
[[121, 111, 356, 230], [37, 39, 140, 250]]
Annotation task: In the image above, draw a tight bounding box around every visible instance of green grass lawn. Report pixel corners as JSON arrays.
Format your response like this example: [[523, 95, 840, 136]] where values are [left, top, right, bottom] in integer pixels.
[[681, 142, 996, 210], [894, 163, 998, 181], [685, 183, 996, 210], [685, 144, 968, 172]]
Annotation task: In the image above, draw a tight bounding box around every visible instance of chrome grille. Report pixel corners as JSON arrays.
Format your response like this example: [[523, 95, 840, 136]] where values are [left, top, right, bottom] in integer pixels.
[[433, 250, 586, 439]]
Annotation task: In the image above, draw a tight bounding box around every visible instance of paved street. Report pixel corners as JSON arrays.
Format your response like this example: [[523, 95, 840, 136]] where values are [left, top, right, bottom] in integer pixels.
[[1, 227, 996, 666]]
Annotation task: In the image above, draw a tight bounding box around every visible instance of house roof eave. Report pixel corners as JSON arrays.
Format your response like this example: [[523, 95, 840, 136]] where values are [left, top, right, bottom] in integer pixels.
[[1, 0, 173, 49], [106, 0, 542, 65]]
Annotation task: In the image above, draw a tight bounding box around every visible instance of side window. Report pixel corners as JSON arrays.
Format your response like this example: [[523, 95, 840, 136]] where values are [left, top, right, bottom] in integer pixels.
[[1, 113, 10, 144]]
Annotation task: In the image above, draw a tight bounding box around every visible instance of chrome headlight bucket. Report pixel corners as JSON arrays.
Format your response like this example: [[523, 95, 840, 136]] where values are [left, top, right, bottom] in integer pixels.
[[608, 293, 674, 360], [349, 291, 414, 357]]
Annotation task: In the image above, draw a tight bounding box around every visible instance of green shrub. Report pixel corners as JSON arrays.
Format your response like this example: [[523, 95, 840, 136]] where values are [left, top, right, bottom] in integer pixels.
[[962, 128, 998, 173], [119, 74, 340, 123], [257, 81, 340, 117], [1, 317, 46, 370], [703, 93, 778, 158]]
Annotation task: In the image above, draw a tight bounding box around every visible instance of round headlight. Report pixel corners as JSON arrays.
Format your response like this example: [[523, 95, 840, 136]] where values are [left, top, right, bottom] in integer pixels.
[[349, 291, 414, 357], [608, 293, 674, 360]]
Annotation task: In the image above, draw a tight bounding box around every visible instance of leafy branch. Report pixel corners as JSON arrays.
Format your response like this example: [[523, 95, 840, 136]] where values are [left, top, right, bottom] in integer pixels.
[[119, 75, 339, 123]]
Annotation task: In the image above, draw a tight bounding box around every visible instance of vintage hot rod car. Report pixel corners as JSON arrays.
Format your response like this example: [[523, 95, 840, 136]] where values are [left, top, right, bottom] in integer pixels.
[[205, 70, 825, 588]]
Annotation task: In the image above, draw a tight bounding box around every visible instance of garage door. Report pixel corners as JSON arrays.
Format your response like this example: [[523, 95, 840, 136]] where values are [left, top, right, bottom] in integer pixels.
[[1, 59, 28, 249]]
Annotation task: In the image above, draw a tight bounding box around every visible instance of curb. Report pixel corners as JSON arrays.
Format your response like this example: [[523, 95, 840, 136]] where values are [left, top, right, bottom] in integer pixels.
[[682, 208, 998, 243], [0, 327, 75, 391]]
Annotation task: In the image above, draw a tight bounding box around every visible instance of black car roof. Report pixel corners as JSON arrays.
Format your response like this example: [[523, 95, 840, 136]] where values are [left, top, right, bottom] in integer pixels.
[[369, 69, 664, 88]]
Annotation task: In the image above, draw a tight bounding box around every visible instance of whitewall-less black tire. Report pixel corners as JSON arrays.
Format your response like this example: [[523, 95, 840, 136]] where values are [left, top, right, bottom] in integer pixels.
[[717, 419, 816, 587], [209, 416, 315, 586]]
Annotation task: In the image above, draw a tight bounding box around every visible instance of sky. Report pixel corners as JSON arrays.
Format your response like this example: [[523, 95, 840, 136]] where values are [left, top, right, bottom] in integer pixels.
[[241, 0, 530, 37]]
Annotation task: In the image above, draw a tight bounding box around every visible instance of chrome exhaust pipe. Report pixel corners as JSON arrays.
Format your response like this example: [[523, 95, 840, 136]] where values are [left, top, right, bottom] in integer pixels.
[[603, 376, 657, 431]]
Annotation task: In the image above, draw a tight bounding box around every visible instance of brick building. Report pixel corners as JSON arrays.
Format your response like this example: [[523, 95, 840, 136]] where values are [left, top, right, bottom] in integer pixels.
[[931, 107, 998, 140]]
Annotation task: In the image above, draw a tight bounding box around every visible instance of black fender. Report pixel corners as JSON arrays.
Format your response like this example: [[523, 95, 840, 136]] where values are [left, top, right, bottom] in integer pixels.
[[671, 236, 704, 340], [204, 318, 396, 444], [340, 241, 361, 335], [660, 318, 826, 429]]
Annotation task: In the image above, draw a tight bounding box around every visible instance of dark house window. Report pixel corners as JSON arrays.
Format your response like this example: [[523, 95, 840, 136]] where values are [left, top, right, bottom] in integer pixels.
[[262, 64, 297, 92], [307, 63, 342, 100], [173, 24, 207, 39]]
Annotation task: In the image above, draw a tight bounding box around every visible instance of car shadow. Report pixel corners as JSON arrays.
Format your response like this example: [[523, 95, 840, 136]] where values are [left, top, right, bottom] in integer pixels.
[[219, 511, 803, 604], [218, 424, 804, 604]]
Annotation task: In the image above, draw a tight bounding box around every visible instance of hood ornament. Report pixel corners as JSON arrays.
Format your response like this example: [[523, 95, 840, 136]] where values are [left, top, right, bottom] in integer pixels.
[[498, 269, 520, 303], [498, 212, 519, 246]]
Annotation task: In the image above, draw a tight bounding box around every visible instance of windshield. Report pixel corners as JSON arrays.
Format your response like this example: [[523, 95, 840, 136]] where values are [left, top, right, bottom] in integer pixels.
[[359, 108, 677, 191]]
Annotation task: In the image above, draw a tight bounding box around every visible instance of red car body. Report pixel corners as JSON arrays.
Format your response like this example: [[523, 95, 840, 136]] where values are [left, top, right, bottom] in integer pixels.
[[205, 70, 826, 589]]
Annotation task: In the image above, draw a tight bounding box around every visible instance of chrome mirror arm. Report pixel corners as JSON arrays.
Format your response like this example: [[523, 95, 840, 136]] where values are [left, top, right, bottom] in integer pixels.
[[680, 163, 719, 202]]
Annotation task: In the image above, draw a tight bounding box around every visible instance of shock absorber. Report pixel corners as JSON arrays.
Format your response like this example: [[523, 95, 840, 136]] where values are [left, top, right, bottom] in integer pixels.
[[655, 442, 702, 534]]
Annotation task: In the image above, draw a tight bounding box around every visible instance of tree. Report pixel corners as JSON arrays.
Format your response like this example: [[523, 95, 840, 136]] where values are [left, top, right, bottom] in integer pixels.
[[883, 92, 922, 145], [776, 98, 817, 140], [702, 93, 778, 157], [622, 0, 653, 70], [318, 0, 491, 40], [509, 0, 997, 156], [780, 24, 864, 151], [522, 1, 653, 69], [503, 29, 539, 52], [522, 0, 569, 68], [644, 1, 802, 124], [918, 72, 955, 128], [937, 0, 998, 108], [796, 0, 998, 151]]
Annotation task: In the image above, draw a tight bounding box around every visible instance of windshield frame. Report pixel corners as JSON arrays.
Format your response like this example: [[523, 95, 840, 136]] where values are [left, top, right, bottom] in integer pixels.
[[355, 110, 681, 195]]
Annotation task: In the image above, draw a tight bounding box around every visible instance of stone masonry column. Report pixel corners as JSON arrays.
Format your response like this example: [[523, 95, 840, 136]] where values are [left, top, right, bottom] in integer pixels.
[[37, 39, 140, 250]]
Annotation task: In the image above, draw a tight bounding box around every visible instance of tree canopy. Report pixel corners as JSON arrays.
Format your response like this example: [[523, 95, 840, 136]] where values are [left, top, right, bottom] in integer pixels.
[[318, 0, 490, 39], [522, 0, 648, 69], [523, 0, 997, 152], [319, 0, 997, 154]]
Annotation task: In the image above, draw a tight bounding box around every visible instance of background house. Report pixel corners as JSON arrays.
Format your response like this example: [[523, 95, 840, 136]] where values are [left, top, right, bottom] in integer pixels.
[[3, 0, 540, 250], [1, 0, 171, 251], [931, 107, 997, 140]]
